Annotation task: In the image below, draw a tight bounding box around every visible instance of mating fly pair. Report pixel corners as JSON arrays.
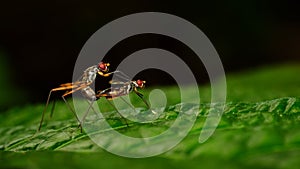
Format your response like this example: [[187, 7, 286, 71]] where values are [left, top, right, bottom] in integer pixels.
[[38, 62, 151, 132]]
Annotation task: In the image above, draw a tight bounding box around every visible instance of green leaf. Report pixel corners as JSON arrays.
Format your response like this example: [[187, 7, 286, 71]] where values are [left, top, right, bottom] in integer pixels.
[[1, 64, 300, 169]]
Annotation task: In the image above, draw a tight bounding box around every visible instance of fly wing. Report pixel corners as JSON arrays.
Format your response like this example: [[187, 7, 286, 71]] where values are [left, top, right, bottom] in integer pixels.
[[109, 80, 126, 85]]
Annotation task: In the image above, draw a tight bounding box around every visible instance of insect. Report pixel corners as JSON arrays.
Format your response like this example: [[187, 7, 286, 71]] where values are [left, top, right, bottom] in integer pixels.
[[38, 62, 120, 132], [97, 79, 150, 107], [80, 79, 156, 126], [98, 79, 157, 115]]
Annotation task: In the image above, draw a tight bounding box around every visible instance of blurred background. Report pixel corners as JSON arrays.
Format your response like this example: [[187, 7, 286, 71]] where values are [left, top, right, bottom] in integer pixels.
[[0, 0, 299, 110]]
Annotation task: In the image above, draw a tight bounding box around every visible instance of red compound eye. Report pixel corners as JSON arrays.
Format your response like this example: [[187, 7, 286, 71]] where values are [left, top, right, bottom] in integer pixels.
[[137, 80, 143, 86], [98, 62, 106, 70]]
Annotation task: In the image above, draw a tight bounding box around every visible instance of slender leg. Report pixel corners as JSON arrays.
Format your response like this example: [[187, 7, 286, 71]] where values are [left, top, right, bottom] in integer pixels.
[[99, 70, 131, 81], [134, 90, 157, 115], [134, 90, 149, 108], [106, 99, 129, 127], [38, 85, 77, 131], [50, 99, 57, 118], [83, 100, 108, 120], [97, 88, 112, 95], [61, 83, 91, 97], [59, 81, 84, 87], [38, 90, 53, 131], [82, 99, 125, 126], [60, 84, 91, 121], [84, 100, 98, 116], [38, 81, 92, 132], [119, 96, 138, 114], [61, 95, 82, 128], [80, 100, 96, 129]]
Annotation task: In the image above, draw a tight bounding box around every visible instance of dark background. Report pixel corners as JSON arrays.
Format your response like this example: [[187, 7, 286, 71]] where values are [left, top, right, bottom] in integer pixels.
[[0, 0, 299, 110]]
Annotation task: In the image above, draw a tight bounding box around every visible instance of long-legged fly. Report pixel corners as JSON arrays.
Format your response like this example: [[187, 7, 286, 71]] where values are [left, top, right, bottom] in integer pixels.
[[79, 79, 156, 127], [98, 79, 150, 108], [38, 62, 120, 132]]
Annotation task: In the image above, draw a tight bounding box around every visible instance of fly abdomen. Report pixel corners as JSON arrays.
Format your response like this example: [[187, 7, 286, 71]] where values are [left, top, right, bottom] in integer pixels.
[[81, 86, 97, 101]]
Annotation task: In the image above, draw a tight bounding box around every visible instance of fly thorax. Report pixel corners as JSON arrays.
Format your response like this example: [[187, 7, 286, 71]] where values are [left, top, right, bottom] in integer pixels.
[[83, 65, 98, 83], [128, 83, 134, 93]]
